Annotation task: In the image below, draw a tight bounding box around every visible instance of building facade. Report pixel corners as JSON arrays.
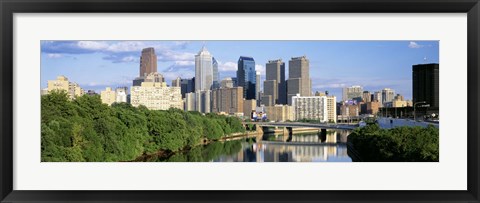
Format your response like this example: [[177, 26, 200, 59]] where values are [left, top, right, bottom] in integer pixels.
[[237, 56, 256, 100], [100, 87, 116, 106], [195, 46, 214, 91], [47, 75, 85, 99], [287, 56, 311, 105], [326, 96, 337, 123], [362, 91, 371, 102], [130, 82, 182, 110], [211, 87, 244, 115], [412, 63, 439, 108], [243, 99, 257, 119], [139, 47, 157, 77], [265, 105, 294, 122], [265, 59, 286, 105], [291, 94, 328, 122], [180, 77, 195, 98], [342, 85, 363, 102], [212, 57, 220, 89], [381, 88, 395, 104], [172, 77, 181, 87]]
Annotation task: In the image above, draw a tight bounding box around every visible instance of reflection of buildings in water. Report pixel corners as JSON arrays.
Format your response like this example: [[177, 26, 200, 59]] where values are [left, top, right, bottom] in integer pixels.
[[258, 143, 349, 162]]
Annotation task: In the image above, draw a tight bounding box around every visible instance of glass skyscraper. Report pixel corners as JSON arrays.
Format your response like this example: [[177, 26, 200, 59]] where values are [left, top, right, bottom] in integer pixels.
[[237, 56, 256, 100], [212, 57, 219, 89], [195, 46, 213, 91]]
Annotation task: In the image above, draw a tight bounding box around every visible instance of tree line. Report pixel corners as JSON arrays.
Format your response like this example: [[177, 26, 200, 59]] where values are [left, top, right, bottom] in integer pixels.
[[41, 90, 246, 162], [347, 124, 439, 162]]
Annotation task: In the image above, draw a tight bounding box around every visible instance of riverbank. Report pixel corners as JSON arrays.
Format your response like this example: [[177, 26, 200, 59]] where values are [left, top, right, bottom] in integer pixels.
[[347, 124, 439, 162]]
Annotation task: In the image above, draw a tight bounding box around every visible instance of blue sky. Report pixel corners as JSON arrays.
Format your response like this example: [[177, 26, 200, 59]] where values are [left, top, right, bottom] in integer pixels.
[[41, 40, 439, 100]]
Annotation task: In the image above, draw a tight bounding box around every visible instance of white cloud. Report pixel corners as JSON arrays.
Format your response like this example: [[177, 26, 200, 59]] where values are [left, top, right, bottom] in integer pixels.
[[120, 56, 137, 63], [47, 53, 62, 58], [174, 61, 195, 66], [255, 64, 265, 75], [77, 41, 109, 50], [218, 61, 238, 72], [408, 41, 424, 49]]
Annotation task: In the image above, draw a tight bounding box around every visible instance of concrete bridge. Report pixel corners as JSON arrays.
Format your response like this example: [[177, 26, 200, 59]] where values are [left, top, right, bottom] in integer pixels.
[[242, 122, 357, 143], [243, 122, 358, 130]]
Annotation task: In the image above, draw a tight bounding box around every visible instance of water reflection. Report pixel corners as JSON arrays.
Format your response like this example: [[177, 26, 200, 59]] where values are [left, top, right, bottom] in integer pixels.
[[144, 130, 352, 162]]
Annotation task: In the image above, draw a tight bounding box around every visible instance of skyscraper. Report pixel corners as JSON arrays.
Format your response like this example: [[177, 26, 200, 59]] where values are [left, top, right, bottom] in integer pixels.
[[139, 47, 157, 77], [342, 85, 363, 101], [237, 56, 256, 100], [287, 56, 311, 105], [256, 71, 261, 101], [381, 88, 395, 104], [180, 77, 195, 98], [172, 76, 181, 87], [413, 63, 439, 108], [265, 59, 286, 105], [362, 91, 371, 102], [212, 57, 220, 89], [195, 46, 213, 91]]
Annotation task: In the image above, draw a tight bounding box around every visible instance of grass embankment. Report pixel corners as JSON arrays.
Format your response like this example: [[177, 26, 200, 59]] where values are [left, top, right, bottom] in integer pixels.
[[347, 124, 439, 162]]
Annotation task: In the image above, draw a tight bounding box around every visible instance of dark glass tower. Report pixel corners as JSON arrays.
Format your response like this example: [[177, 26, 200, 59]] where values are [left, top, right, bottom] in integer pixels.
[[212, 57, 220, 89], [237, 56, 256, 99], [412, 63, 439, 108]]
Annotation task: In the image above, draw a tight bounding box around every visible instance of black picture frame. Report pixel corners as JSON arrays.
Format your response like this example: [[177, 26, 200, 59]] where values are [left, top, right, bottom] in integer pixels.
[[1, 0, 479, 202]]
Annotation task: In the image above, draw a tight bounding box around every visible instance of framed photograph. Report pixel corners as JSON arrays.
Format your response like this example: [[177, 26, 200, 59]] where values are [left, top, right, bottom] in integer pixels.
[[1, 0, 479, 202]]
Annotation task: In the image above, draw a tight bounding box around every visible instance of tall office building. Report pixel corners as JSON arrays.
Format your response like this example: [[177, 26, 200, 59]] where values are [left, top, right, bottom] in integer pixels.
[[381, 88, 395, 104], [362, 91, 371, 102], [172, 77, 181, 87], [373, 91, 383, 107], [265, 59, 286, 105], [180, 77, 195, 98], [326, 96, 337, 123], [211, 87, 244, 115], [256, 71, 261, 101], [130, 81, 182, 110], [291, 94, 328, 122], [139, 47, 157, 77], [237, 56, 256, 100], [212, 57, 220, 89], [413, 63, 439, 108], [195, 46, 214, 91], [342, 85, 363, 101], [184, 92, 196, 111], [195, 90, 211, 113], [221, 77, 234, 88], [287, 56, 311, 105]]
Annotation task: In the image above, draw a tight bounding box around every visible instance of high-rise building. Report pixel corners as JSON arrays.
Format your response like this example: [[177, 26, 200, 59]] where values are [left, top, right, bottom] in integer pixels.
[[291, 94, 328, 122], [220, 77, 234, 88], [381, 88, 395, 104], [362, 91, 371, 102], [265, 59, 286, 105], [130, 81, 182, 110], [100, 87, 116, 106], [340, 103, 359, 117], [394, 94, 404, 101], [243, 99, 257, 119], [211, 87, 243, 115], [180, 77, 195, 98], [326, 96, 337, 123], [413, 63, 439, 108], [256, 71, 261, 101], [342, 85, 363, 101], [194, 90, 211, 113], [133, 72, 165, 86], [263, 80, 277, 106], [139, 47, 157, 77], [237, 56, 256, 100], [195, 46, 214, 91], [287, 56, 311, 105], [212, 57, 220, 89], [365, 101, 380, 115], [172, 77, 181, 87], [231, 77, 238, 87], [184, 92, 196, 111], [265, 105, 294, 122], [47, 75, 85, 100], [115, 87, 128, 103], [373, 91, 383, 107]]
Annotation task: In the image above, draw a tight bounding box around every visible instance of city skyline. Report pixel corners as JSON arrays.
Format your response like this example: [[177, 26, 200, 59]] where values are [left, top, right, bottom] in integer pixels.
[[41, 40, 439, 100]]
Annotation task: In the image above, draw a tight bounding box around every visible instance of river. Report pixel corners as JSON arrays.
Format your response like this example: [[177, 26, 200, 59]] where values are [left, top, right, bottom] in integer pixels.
[[143, 129, 352, 162]]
